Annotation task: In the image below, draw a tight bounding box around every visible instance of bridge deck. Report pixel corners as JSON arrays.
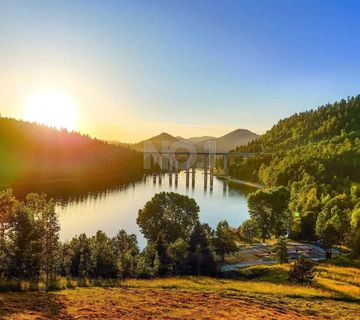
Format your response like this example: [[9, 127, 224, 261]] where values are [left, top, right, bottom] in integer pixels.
[[142, 152, 268, 156]]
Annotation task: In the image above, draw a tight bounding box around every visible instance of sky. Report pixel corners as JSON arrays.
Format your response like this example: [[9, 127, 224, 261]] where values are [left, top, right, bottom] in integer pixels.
[[1, 0, 360, 142]]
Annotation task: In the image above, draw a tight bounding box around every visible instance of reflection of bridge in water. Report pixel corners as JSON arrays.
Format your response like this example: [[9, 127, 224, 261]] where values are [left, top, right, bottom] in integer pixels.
[[143, 152, 263, 190]]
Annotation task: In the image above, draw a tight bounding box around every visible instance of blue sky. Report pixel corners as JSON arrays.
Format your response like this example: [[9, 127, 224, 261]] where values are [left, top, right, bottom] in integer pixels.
[[1, 0, 360, 141]]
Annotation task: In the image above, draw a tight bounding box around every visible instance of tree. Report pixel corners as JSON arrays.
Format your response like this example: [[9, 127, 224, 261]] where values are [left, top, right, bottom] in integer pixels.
[[248, 187, 292, 242], [288, 256, 314, 284], [239, 219, 258, 245], [273, 237, 289, 264], [213, 220, 237, 261], [267, 187, 292, 237], [0, 190, 17, 277], [187, 223, 217, 276], [137, 192, 200, 243], [135, 253, 153, 278], [247, 190, 271, 242], [351, 208, 360, 230], [111, 230, 139, 278], [154, 233, 171, 276], [71, 234, 94, 278], [10, 204, 42, 281], [300, 211, 317, 241], [351, 229, 360, 258], [92, 230, 116, 278], [168, 238, 188, 274], [321, 224, 338, 259], [38, 196, 60, 291]]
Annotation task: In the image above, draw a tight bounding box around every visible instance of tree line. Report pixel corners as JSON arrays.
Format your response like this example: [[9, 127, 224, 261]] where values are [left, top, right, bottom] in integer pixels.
[[0, 190, 239, 290]]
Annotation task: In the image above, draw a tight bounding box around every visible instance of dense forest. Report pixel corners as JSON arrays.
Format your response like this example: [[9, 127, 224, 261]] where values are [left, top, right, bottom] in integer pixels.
[[0, 117, 144, 186], [231, 96, 360, 250]]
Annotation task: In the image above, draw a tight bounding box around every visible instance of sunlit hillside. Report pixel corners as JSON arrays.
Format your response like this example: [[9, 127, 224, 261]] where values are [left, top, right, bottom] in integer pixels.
[[0, 117, 143, 186], [1, 262, 359, 319]]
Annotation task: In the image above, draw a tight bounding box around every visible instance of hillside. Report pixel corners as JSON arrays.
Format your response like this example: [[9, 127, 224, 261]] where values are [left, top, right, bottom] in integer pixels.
[[238, 97, 360, 153], [230, 95, 360, 241], [131, 129, 259, 153], [1, 262, 359, 319], [131, 132, 178, 151], [0, 117, 143, 186], [215, 129, 259, 152]]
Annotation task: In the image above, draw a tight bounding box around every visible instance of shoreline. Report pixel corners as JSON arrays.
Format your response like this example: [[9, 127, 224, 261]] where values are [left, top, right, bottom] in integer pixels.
[[216, 174, 263, 189]]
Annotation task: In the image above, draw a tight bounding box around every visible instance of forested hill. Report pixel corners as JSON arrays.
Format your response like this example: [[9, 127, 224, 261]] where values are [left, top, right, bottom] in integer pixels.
[[238, 96, 360, 153], [0, 117, 143, 186], [230, 96, 360, 236]]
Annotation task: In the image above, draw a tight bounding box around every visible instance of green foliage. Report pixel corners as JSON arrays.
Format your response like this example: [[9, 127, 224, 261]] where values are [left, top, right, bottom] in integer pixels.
[[213, 220, 237, 261], [288, 256, 315, 285], [0, 191, 222, 284], [112, 229, 139, 278], [351, 229, 360, 258], [0, 190, 18, 277], [239, 219, 258, 245], [351, 208, 360, 229], [230, 95, 360, 252], [92, 231, 116, 278], [154, 233, 172, 276], [168, 238, 188, 274], [137, 192, 200, 243], [247, 186, 291, 241], [188, 223, 217, 276], [273, 237, 289, 264]]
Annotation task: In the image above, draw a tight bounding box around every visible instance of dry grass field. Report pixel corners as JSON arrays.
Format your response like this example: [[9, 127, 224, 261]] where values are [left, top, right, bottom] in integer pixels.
[[0, 262, 359, 320]]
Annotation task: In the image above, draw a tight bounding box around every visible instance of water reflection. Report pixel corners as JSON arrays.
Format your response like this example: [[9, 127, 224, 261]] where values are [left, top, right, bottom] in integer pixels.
[[8, 171, 257, 248]]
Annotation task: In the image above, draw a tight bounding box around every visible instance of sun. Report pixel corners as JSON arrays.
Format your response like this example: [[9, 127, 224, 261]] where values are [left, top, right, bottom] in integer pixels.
[[23, 89, 77, 130]]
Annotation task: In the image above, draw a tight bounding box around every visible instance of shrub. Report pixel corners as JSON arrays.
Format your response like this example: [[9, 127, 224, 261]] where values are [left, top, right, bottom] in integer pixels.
[[288, 256, 314, 284]]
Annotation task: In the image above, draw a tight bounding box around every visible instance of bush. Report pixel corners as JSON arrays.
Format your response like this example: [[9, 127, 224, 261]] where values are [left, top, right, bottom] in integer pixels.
[[288, 256, 315, 284]]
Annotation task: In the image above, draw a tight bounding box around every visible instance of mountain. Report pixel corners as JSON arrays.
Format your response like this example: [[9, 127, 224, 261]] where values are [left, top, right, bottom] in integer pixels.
[[214, 129, 259, 152], [187, 136, 215, 144], [132, 132, 184, 152], [0, 117, 143, 186], [131, 129, 259, 153]]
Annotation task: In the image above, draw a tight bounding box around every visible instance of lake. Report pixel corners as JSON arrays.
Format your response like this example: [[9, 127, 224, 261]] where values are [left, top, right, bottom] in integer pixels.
[[10, 170, 257, 248]]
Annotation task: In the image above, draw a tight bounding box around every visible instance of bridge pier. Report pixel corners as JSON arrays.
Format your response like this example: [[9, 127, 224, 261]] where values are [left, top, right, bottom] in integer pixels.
[[204, 155, 208, 190], [223, 155, 228, 174], [175, 172, 178, 187], [186, 167, 190, 188], [223, 182, 227, 195]]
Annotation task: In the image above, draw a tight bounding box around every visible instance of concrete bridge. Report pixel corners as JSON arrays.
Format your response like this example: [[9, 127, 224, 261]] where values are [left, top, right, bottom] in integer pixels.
[[143, 151, 267, 190]]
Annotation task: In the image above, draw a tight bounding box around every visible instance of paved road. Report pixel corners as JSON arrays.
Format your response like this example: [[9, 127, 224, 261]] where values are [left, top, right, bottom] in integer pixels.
[[220, 241, 334, 272]]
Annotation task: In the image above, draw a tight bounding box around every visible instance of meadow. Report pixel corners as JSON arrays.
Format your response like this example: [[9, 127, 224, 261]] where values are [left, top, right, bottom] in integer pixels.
[[0, 261, 359, 320]]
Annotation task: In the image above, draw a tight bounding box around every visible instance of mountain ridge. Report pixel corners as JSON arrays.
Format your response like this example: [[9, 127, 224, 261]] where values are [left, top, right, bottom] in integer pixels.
[[130, 129, 259, 152]]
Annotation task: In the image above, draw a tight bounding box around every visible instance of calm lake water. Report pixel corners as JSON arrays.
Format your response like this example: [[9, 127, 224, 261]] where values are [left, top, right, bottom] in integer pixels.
[[10, 170, 257, 248]]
